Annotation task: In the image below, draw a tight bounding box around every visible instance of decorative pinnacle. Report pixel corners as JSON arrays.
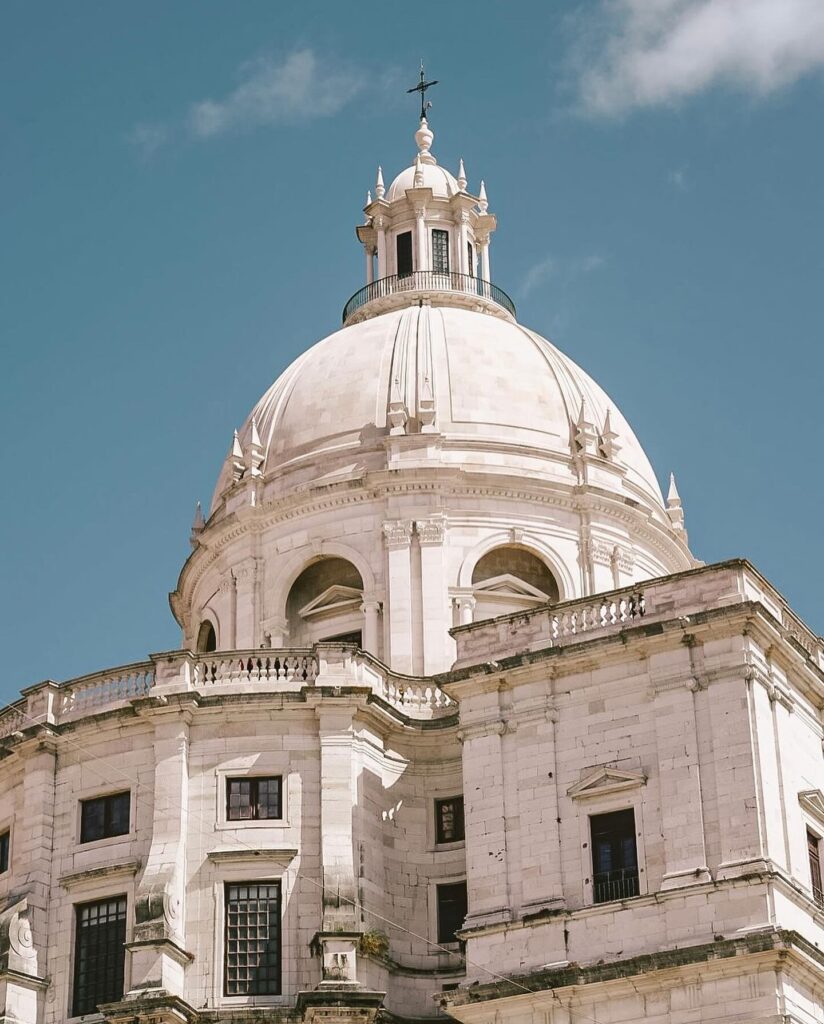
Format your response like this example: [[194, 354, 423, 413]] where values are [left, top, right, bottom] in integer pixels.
[[375, 165, 385, 200], [478, 179, 488, 213], [667, 472, 682, 507], [457, 158, 467, 191], [413, 154, 424, 187], [191, 500, 205, 532]]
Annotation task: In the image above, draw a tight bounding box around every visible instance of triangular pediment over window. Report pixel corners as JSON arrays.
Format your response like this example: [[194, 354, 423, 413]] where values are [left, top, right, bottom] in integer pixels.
[[473, 574, 550, 602], [799, 790, 824, 825], [299, 585, 363, 620], [567, 765, 647, 800]]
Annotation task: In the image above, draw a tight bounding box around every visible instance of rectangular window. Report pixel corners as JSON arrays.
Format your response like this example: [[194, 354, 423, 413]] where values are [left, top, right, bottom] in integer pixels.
[[809, 829, 823, 905], [396, 231, 413, 277], [432, 229, 450, 273], [72, 895, 127, 1016], [226, 777, 282, 821], [436, 880, 467, 944], [467, 241, 475, 277], [0, 830, 9, 874], [80, 791, 130, 844], [435, 796, 465, 844], [591, 808, 639, 904], [224, 882, 281, 996]]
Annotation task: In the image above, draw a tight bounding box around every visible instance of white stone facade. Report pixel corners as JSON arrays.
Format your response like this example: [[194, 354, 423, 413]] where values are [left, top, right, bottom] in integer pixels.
[[1, 117, 822, 1024]]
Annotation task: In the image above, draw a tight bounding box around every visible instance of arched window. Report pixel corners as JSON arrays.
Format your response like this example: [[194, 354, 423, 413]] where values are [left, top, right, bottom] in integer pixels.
[[286, 558, 365, 647], [196, 620, 217, 654], [471, 546, 559, 621]]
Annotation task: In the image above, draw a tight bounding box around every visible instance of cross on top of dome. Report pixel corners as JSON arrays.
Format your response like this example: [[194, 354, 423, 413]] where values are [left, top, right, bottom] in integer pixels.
[[406, 60, 439, 122]]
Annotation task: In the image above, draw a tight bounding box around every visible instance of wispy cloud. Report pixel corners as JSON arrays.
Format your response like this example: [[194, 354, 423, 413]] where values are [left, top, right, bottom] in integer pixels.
[[571, 0, 824, 117], [189, 49, 365, 139], [126, 122, 169, 161], [126, 49, 366, 156], [520, 253, 606, 298], [668, 166, 690, 191]]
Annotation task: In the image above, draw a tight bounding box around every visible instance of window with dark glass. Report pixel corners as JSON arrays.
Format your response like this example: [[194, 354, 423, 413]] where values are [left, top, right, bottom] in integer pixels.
[[432, 229, 449, 273], [590, 808, 639, 903], [436, 880, 467, 944], [72, 895, 127, 1016], [0, 830, 9, 874], [467, 241, 475, 277], [396, 231, 413, 277], [227, 776, 282, 821], [80, 791, 130, 844], [808, 829, 823, 905], [435, 796, 465, 844], [224, 882, 281, 995]]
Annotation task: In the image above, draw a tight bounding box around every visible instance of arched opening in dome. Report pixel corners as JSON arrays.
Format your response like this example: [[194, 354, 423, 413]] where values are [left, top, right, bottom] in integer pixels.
[[471, 546, 559, 622], [286, 558, 365, 647], [196, 620, 217, 654]]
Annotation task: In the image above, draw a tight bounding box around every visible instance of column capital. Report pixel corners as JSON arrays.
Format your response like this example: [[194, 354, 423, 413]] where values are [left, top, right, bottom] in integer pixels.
[[383, 519, 413, 549], [416, 516, 445, 545]]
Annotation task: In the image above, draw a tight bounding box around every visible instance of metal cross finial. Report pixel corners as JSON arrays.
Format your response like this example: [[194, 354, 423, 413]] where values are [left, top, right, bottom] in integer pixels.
[[407, 60, 439, 121]]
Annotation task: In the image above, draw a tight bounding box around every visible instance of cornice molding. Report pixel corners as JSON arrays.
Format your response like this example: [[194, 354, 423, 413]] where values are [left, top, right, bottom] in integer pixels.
[[567, 765, 647, 800]]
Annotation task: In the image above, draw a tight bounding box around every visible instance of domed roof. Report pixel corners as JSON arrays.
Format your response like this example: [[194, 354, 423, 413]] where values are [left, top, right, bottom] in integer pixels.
[[386, 161, 459, 202], [211, 305, 666, 516]]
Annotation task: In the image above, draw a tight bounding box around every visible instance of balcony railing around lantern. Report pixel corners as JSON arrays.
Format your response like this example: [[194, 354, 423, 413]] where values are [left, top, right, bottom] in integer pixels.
[[342, 271, 517, 324]]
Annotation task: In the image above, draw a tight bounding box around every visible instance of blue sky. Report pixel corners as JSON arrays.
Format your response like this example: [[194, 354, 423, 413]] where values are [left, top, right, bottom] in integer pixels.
[[2, 0, 823, 702]]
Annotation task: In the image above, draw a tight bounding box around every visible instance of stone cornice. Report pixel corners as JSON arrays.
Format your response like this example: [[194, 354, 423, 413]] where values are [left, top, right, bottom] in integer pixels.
[[207, 846, 298, 866], [59, 859, 142, 890]]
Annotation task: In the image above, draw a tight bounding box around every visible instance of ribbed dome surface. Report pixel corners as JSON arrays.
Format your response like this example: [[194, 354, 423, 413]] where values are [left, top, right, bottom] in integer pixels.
[[211, 305, 664, 514], [385, 162, 459, 201]]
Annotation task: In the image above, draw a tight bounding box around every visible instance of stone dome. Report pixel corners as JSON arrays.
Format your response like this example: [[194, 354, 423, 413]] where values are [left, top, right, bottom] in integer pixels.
[[385, 161, 460, 201], [211, 304, 666, 518]]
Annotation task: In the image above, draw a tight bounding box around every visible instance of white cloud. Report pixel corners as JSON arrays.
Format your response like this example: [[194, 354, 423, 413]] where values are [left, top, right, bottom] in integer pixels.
[[189, 49, 365, 138], [520, 253, 606, 297], [521, 256, 558, 296], [126, 122, 169, 160], [574, 0, 824, 116], [668, 166, 690, 190]]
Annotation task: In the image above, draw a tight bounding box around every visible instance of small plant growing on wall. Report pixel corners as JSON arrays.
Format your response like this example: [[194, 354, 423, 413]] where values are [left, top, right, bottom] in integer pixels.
[[358, 929, 390, 958]]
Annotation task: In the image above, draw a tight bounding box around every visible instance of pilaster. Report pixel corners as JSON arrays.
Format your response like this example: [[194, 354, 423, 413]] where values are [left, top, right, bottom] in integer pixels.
[[129, 712, 192, 999], [383, 520, 414, 674], [417, 517, 448, 674]]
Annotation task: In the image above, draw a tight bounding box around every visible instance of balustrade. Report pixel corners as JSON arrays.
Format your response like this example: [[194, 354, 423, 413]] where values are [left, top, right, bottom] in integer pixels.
[[342, 271, 516, 324]]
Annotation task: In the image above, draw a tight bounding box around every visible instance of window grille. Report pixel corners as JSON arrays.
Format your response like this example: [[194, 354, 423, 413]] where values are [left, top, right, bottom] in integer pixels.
[[435, 796, 465, 844], [0, 830, 9, 874], [226, 777, 282, 821], [224, 883, 281, 996], [432, 229, 450, 273], [436, 880, 467, 944], [80, 792, 130, 844], [72, 896, 127, 1016], [590, 808, 640, 903], [809, 830, 823, 906]]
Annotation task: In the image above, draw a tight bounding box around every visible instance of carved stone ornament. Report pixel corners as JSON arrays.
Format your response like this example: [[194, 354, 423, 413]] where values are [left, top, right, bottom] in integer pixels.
[[0, 898, 38, 975], [383, 520, 413, 548], [416, 517, 445, 545]]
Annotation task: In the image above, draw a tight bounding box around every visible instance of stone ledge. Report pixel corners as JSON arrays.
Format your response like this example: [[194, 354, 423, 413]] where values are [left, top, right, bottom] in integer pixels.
[[59, 859, 142, 889], [206, 846, 298, 865], [440, 927, 822, 1009]]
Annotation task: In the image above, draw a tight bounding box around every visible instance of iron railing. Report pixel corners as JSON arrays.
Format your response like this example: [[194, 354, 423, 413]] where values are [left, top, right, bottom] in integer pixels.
[[593, 868, 640, 904], [342, 271, 517, 323]]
